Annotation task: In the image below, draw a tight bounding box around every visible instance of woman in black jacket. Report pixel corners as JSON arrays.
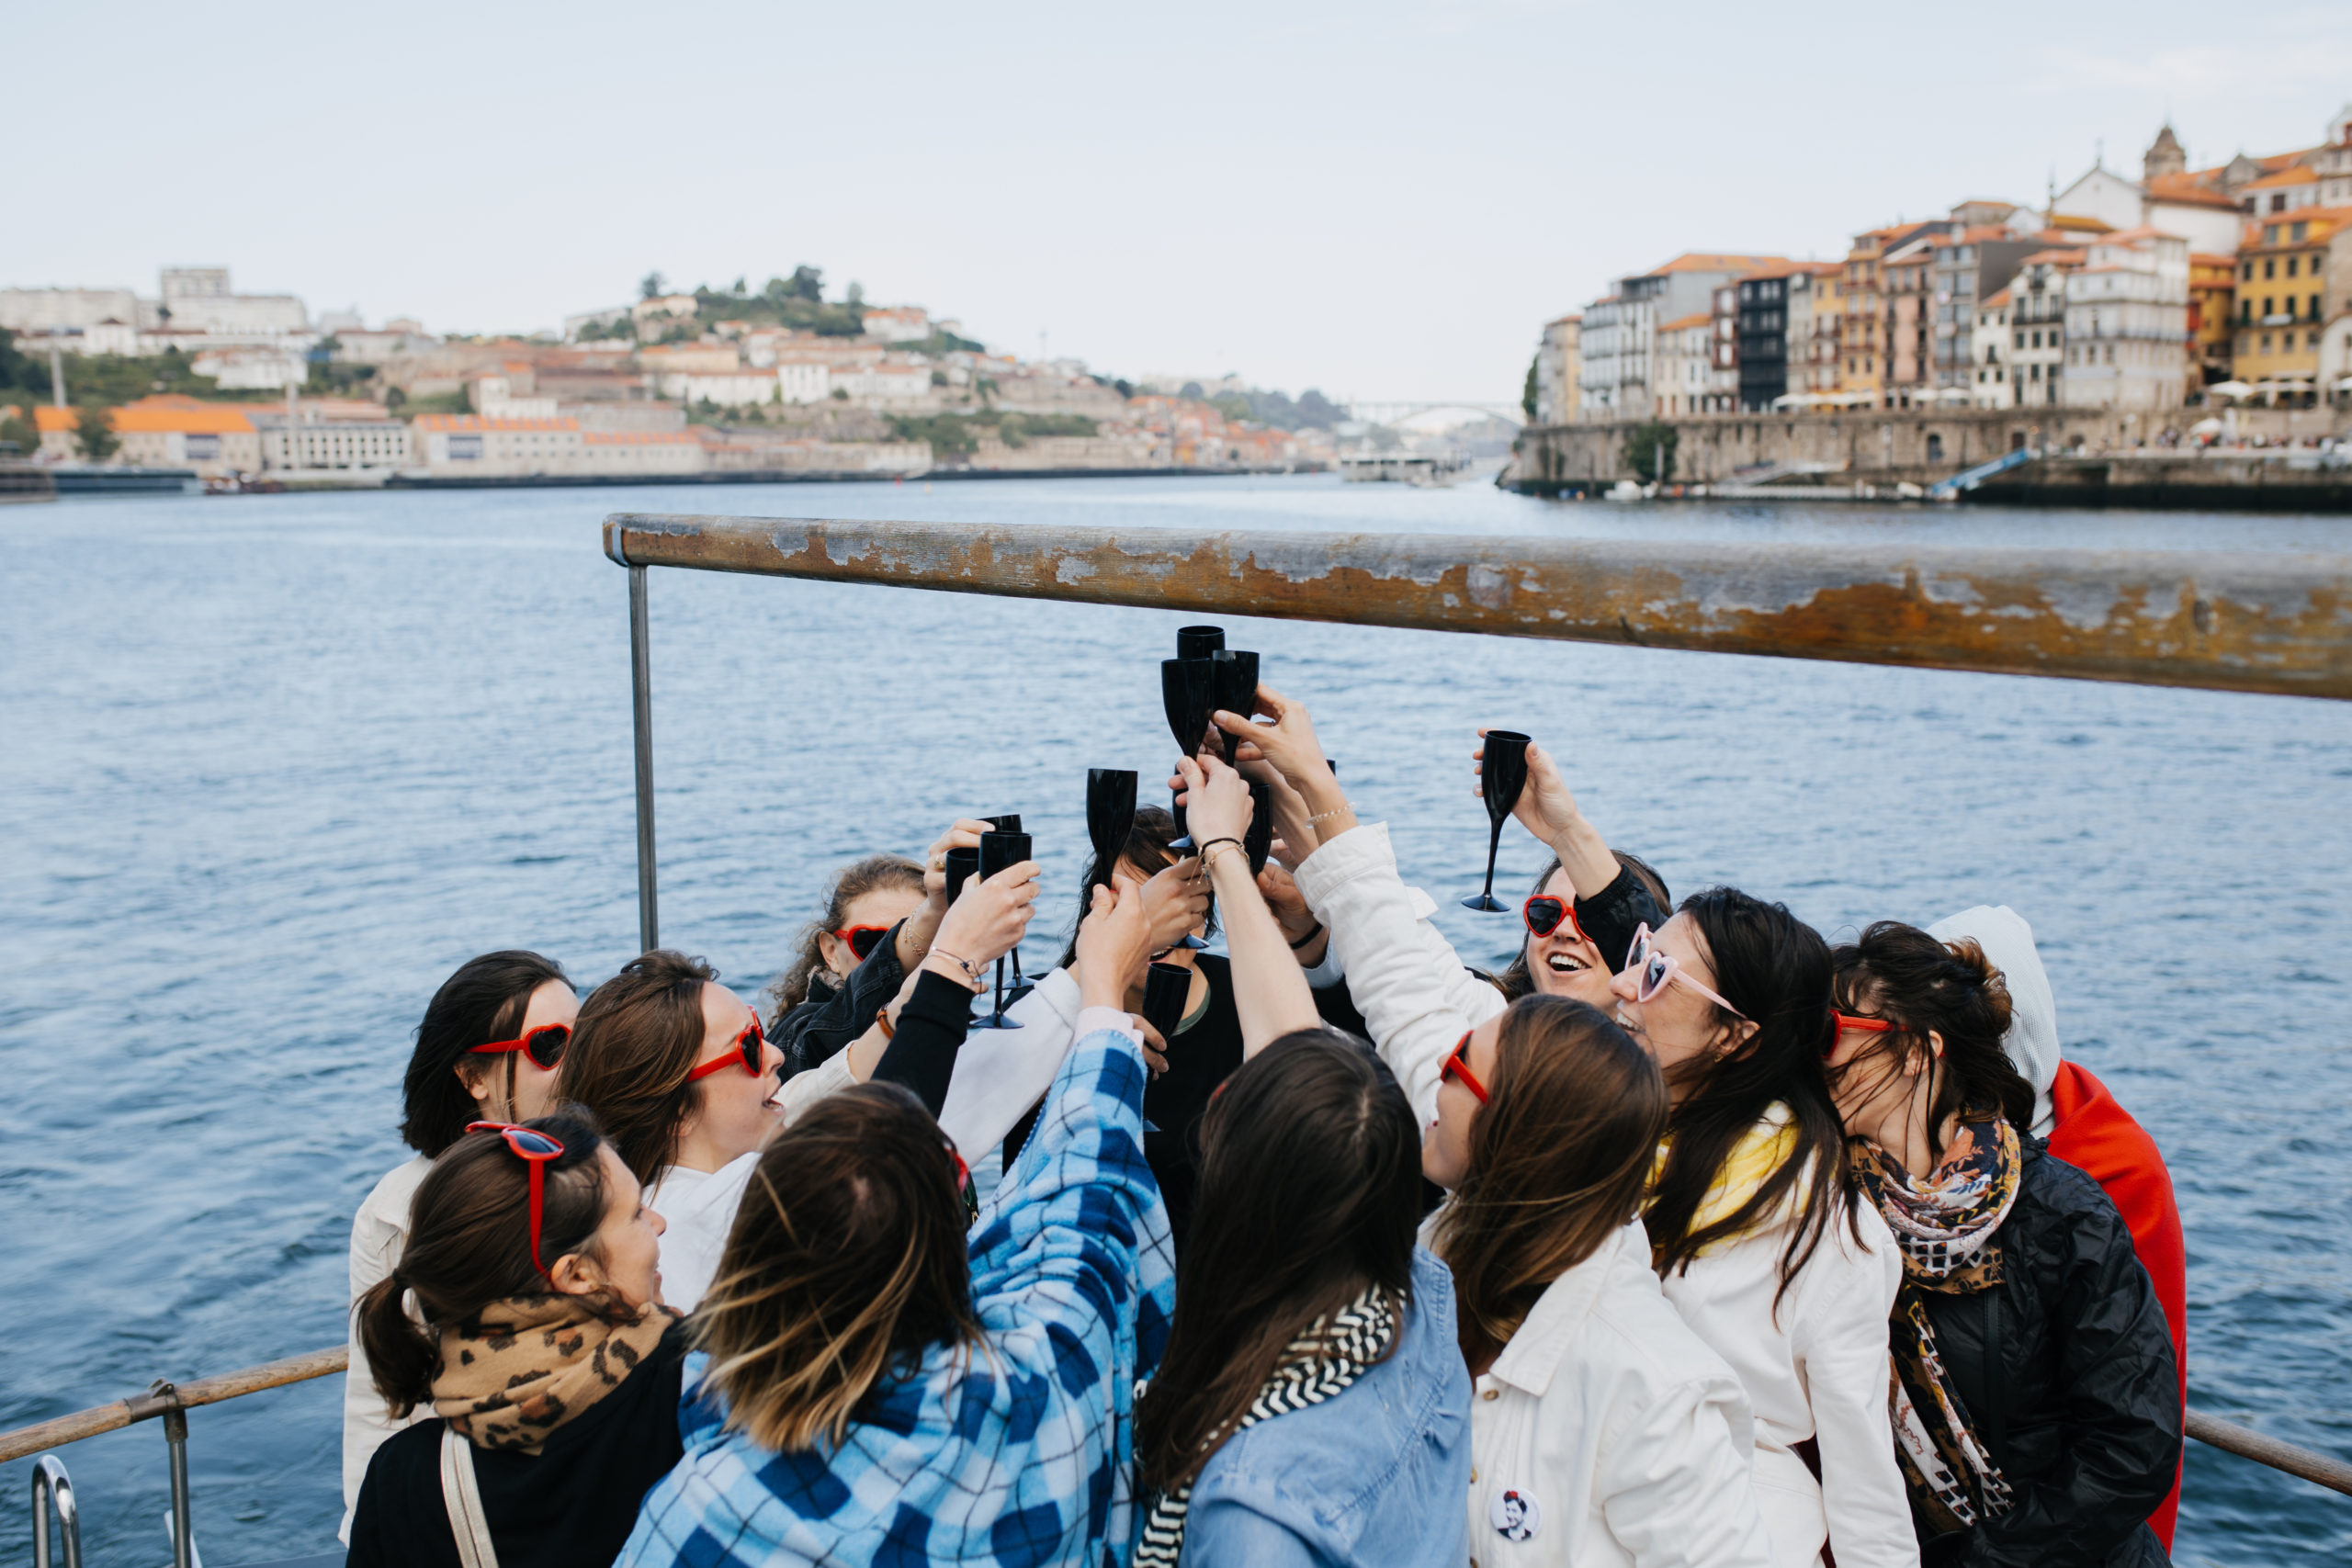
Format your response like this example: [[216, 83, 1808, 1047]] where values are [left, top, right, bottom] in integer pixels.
[[1826, 921, 2181, 1567], [347, 1111, 683, 1568]]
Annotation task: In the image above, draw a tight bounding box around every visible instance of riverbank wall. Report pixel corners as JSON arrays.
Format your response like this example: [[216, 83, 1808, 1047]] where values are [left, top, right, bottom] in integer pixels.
[[1502, 409, 2352, 502]]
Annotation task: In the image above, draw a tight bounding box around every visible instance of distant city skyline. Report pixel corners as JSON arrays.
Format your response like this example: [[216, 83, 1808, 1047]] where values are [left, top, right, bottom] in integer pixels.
[[14, 1, 2352, 400]]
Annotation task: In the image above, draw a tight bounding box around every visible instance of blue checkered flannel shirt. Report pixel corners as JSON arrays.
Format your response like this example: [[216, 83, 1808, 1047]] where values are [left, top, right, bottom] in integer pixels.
[[623, 1027, 1176, 1568]]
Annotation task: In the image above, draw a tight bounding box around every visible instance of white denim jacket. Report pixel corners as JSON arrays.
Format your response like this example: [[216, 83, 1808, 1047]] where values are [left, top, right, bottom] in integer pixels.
[[1451, 1216, 1774, 1568], [1294, 823, 1918, 1568]]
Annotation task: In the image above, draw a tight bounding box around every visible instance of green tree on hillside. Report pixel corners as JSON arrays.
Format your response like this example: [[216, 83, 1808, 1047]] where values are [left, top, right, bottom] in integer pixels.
[[1521, 355, 1540, 423], [75, 404, 119, 462], [0, 326, 34, 394], [640, 271, 666, 299]]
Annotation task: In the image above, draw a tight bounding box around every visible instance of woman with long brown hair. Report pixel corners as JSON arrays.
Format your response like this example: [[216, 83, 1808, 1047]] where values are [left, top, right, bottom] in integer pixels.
[[1427, 993, 1773, 1568], [346, 1111, 682, 1568], [622, 875, 1174, 1568]]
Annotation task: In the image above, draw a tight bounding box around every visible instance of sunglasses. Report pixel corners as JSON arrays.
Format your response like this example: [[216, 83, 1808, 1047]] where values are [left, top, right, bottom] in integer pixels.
[[686, 1014, 769, 1081], [468, 1121, 565, 1281], [1826, 1010, 1897, 1056], [831, 924, 892, 961], [1441, 1029, 1490, 1104], [1522, 895, 1586, 943], [468, 1021, 571, 1071], [1624, 924, 1750, 1021]]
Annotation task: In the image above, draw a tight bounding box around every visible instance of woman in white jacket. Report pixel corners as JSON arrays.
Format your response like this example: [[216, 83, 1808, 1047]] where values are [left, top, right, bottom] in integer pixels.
[[1429, 990, 1775, 1568], [1218, 690, 1919, 1568]]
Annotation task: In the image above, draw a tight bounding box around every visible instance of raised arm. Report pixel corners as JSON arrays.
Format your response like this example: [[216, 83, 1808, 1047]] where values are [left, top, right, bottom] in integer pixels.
[[1178, 752, 1322, 1055]]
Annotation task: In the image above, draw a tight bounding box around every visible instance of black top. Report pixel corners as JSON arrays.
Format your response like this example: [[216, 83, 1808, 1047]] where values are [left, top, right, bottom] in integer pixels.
[[346, 1320, 692, 1568], [775, 919, 911, 1080], [1574, 863, 1668, 976], [869, 966, 976, 1116], [1916, 1142, 2181, 1568], [1140, 953, 1243, 1250]]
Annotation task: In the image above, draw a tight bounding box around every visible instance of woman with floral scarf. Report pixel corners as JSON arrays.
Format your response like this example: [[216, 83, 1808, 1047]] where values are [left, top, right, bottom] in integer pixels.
[[1826, 923, 2180, 1568]]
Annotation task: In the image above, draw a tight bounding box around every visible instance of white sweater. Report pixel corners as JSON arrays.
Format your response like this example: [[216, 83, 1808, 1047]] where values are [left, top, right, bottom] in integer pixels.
[[339, 1152, 430, 1537], [1452, 1216, 1774, 1568], [1295, 823, 1918, 1568]]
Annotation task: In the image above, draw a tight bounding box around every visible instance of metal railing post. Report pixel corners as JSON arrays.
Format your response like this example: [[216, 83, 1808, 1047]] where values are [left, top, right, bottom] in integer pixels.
[[156, 1381, 193, 1568], [628, 563, 659, 953], [32, 1455, 82, 1568]]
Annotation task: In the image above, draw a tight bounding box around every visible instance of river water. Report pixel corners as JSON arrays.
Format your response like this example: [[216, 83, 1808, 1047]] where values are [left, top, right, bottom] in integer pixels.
[[2, 475, 2346, 1565]]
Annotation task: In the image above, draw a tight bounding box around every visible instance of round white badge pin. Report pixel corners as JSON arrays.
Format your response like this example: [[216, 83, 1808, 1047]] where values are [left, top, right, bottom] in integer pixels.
[[1489, 1485, 1541, 1541]]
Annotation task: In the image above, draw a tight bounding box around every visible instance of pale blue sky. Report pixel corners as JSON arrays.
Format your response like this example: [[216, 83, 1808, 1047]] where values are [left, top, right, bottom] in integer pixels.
[[12, 1, 2350, 400]]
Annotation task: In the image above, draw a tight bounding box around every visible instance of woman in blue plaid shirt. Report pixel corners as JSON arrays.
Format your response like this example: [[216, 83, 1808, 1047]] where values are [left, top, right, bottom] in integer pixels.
[[622, 874, 1177, 1568]]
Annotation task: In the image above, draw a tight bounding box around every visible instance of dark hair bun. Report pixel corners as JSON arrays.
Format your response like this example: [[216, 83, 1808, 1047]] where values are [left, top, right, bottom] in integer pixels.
[[1939, 936, 2015, 1037]]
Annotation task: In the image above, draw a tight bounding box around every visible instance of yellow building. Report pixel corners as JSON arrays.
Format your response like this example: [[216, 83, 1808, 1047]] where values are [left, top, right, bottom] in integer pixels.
[[2234, 206, 2346, 399], [1840, 228, 1896, 400]]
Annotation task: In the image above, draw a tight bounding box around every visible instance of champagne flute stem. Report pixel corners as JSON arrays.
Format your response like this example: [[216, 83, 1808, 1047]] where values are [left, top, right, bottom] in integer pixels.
[[1481, 816, 1504, 901], [992, 956, 1006, 1021]]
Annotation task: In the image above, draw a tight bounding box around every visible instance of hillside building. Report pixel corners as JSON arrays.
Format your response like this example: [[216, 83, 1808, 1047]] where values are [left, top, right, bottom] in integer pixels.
[[2059, 228, 2189, 411]]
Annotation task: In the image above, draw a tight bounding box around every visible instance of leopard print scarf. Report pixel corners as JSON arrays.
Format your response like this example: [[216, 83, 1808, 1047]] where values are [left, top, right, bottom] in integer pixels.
[[431, 1294, 678, 1453]]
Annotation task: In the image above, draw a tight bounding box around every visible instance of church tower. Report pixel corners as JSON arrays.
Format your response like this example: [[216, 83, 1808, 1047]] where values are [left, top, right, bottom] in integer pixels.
[[2143, 123, 2187, 184]]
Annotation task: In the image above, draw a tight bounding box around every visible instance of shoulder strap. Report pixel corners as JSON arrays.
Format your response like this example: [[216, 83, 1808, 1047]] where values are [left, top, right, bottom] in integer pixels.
[[439, 1426, 501, 1568]]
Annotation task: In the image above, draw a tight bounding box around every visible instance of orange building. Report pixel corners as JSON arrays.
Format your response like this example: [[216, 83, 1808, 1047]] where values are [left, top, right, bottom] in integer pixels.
[[2187, 252, 2236, 392], [34, 396, 262, 477]]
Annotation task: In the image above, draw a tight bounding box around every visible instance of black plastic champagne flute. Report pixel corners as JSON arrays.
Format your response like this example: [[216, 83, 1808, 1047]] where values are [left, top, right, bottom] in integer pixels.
[[944, 845, 979, 905], [1086, 770, 1138, 886], [1209, 649, 1259, 764], [1244, 777, 1274, 875], [1177, 625, 1226, 661], [1160, 658, 1216, 851], [984, 815, 1030, 998], [972, 830, 1031, 1028], [1463, 731, 1531, 911], [1142, 961, 1192, 1045]]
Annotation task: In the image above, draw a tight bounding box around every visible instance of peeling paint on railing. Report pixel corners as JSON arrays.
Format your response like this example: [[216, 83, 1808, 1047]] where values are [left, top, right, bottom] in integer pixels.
[[603, 515, 2352, 701]]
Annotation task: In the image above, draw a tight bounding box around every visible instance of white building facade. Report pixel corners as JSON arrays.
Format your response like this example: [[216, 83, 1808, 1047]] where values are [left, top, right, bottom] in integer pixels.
[[2060, 229, 2189, 411]]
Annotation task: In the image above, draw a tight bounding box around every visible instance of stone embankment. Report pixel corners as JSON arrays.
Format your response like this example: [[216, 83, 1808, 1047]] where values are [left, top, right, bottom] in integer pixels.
[[1502, 409, 2352, 509]]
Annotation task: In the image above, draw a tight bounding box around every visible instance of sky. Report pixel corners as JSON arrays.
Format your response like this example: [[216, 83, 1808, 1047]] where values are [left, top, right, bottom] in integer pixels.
[[11, 1, 2352, 402]]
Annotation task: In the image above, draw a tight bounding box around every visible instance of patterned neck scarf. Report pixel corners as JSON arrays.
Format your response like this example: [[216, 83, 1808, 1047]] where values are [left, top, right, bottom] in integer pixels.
[[431, 1294, 679, 1453], [1854, 1115, 2024, 1533], [1133, 1282, 1396, 1568]]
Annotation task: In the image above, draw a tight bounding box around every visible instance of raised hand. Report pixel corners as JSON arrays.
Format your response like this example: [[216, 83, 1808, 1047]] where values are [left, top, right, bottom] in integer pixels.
[[1210, 682, 1329, 793], [931, 857, 1041, 969], [1140, 854, 1211, 953], [1076, 875, 1156, 1015], [1476, 732, 1584, 846], [1176, 752, 1254, 851]]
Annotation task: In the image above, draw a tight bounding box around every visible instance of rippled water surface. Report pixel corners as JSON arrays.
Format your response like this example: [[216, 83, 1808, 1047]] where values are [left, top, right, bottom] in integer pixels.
[[2, 476, 2346, 1565]]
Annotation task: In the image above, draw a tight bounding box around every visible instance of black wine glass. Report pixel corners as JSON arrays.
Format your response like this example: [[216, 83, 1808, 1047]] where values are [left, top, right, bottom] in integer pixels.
[[1463, 731, 1531, 912], [1159, 657, 1216, 851], [1176, 625, 1226, 661], [1142, 961, 1192, 1045], [972, 830, 1031, 1028], [984, 815, 1031, 999], [1209, 649, 1259, 765], [1244, 777, 1273, 875], [1086, 769, 1137, 887], [944, 845, 979, 905]]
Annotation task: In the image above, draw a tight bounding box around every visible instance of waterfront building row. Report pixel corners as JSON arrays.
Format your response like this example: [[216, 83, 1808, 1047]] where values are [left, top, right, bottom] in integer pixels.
[[1532, 105, 2352, 423]]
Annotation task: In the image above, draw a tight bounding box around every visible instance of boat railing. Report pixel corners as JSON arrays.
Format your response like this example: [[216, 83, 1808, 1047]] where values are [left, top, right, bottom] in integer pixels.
[[7, 514, 2349, 1549]]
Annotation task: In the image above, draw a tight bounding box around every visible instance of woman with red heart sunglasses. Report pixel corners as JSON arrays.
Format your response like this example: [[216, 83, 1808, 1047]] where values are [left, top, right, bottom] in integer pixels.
[[341, 949, 576, 1540]]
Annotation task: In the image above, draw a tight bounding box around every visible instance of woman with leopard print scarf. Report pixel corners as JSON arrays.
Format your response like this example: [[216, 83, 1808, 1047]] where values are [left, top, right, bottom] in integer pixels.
[[347, 1110, 687, 1568]]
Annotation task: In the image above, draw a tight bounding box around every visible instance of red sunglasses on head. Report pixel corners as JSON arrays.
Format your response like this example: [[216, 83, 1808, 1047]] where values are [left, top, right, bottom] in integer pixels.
[[1522, 895, 1586, 943], [686, 1014, 769, 1082], [1442, 1029, 1490, 1104], [941, 1133, 977, 1223], [468, 1121, 565, 1282], [831, 925, 892, 961], [469, 1021, 571, 1071]]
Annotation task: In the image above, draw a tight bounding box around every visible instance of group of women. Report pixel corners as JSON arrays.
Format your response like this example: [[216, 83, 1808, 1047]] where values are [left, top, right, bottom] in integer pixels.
[[339, 680, 2188, 1568]]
